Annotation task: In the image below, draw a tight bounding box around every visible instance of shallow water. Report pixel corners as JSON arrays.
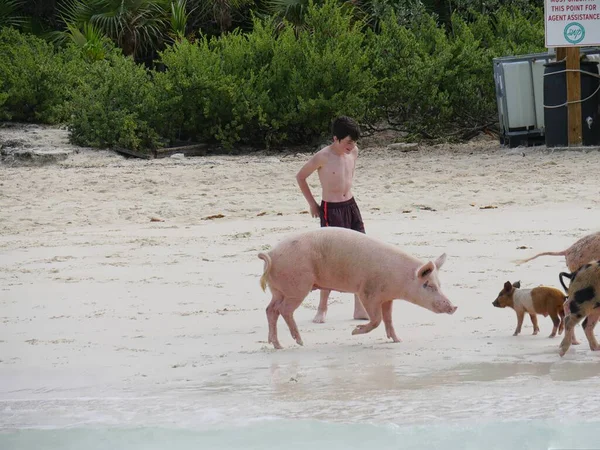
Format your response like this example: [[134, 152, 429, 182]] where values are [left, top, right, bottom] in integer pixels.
[[2, 419, 600, 450], [2, 359, 600, 450]]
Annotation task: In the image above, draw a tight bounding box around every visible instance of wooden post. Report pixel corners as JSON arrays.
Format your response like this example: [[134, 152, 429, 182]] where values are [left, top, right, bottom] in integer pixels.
[[566, 47, 582, 146], [556, 47, 567, 61]]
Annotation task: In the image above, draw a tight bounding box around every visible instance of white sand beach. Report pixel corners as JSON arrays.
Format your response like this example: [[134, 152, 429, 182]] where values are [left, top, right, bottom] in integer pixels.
[[1, 124, 600, 447]]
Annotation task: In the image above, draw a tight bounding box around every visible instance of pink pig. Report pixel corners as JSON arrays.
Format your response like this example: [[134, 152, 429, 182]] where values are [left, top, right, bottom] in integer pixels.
[[258, 227, 457, 349], [515, 231, 600, 272]]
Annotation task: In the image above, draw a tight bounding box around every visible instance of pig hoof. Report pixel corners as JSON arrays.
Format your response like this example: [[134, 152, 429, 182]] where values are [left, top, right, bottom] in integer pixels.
[[549, 334, 556, 338], [573, 340, 581, 345], [386, 332, 401, 343], [532, 331, 539, 336], [352, 326, 365, 335], [353, 313, 369, 321], [559, 347, 568, 357]]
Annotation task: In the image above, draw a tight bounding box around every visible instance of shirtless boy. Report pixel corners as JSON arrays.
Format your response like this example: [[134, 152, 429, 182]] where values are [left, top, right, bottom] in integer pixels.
[[295, 116, 369, 323]]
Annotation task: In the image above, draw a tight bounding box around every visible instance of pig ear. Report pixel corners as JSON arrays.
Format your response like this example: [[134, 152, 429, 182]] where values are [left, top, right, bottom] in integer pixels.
[[416, 261, 435, 280], [503, 281, 512, 291], [512, 281, 521, 289], [434, 253, 447, 270]]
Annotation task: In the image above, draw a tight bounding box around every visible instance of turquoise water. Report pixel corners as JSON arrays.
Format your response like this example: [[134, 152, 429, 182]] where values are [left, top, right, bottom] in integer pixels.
[[3, 361, 600, 449], [2, 419, 599, 450]]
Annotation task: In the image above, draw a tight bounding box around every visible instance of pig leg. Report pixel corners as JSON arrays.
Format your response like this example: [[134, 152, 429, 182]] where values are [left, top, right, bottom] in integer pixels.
[[529, 314, 540, 335], [571, 326, 580, 345], [562, 299, 580, 345], [558, 308, 565, 335], [351, 297, 382, 337], [279, 296, 306, 347], [513, 310, 525, 336], [381, 300, 400, 343], [559, 313, 584, 356], [549, 311, 561, 338], [266, 292, 284, 349], [582, 314, 600, 351], [312, 289, 330, 324]]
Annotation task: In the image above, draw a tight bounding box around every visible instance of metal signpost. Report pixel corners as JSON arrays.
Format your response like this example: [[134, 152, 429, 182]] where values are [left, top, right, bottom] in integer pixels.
[[545, 0, 600, 145]]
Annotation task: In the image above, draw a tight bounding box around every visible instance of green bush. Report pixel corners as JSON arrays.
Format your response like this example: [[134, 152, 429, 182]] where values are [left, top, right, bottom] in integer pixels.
[[152, 37, 260, 148], [262, 0, 376, 145], [153, 0, 376, 149], [0, 27, 70, 123], [469, 6, 545, 57], [368, 13, 453, 137], [0, 1, 548, 150], [67, 49, 160, 151], [368, 4, 544, 139], [433, 14, 496, 132]]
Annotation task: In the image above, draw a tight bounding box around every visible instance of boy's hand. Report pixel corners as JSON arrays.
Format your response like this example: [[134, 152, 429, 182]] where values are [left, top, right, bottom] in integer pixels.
[[310, 202, 320, 218]]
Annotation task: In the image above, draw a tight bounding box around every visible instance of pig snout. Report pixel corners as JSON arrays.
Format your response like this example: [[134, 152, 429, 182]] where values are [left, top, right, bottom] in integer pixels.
[[492, 299, 499, 307], [434, 298, 457, 314]]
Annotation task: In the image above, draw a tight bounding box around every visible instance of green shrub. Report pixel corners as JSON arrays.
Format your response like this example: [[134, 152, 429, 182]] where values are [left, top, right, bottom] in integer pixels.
[[154, 0, 376, 149], [367, 4, 544, 139], [152, 37, 259, 148], [368, 13, 453, 137], [68, 49, 160, 151], [1, 1, 548, 149], [436, 14, 496, 131], [0, 27, 69, 123], [469, 6, 545, 57], [265, 0, 376, 144]]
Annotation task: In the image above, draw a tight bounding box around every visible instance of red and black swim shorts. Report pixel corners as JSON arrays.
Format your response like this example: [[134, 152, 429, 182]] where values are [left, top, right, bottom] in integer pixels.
[[319, 197, 365, 234]]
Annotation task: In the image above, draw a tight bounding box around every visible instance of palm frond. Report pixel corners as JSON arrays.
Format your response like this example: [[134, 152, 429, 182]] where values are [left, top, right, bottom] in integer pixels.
[[0, 0, 27, 29], [170, 0, 191, 40], [55, 0, 171, 58], [266, 0, 310, 34]]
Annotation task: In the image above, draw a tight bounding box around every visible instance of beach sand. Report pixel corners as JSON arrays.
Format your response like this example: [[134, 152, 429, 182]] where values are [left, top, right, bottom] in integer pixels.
[[1, 124, 600, 440]]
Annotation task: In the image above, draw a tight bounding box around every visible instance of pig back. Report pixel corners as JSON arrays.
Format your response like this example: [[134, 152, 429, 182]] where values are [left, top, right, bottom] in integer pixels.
[[566, 232, 600, 272], [282, 228, 420, 282]]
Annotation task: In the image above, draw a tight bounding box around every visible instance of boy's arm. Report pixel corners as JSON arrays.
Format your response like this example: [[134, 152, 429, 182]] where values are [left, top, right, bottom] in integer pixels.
[[296, 153, 323, 218]]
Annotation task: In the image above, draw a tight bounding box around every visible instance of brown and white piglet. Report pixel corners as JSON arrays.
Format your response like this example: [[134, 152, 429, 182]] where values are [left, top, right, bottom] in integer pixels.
[[492, 280, 570, 338]]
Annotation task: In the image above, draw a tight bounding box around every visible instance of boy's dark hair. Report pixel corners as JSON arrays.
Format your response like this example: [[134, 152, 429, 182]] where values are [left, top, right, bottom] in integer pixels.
[[331, 116, 360, 141]]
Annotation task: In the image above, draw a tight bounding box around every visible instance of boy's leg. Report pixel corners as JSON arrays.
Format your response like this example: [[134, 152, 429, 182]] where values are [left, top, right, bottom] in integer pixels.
[[313, 199, 369, 322], [353, 294, 369, 320], [313, 202, 330, 323], [314, 290, 367, 322], [313, 289, 331, 323], [351, 200, 369, 320]]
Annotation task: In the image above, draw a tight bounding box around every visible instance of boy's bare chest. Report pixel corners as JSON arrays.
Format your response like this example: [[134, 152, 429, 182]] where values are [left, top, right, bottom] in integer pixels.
[[320, 157, 355, 181]]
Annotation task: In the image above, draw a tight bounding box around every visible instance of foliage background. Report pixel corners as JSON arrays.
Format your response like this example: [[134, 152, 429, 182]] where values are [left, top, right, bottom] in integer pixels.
[[0, 0, 546, 150]]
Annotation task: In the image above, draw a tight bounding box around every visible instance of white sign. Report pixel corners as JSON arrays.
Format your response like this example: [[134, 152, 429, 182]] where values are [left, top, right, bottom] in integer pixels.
[[545, 0, 600, 47]]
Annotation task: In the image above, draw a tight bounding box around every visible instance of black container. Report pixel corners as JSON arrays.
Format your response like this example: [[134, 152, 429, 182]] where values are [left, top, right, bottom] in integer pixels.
[[543, 60, 600, 147]]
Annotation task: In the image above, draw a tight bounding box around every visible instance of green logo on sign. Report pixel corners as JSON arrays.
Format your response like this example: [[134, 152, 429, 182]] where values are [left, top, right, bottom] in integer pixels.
[[564, 22, 585, 44]]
